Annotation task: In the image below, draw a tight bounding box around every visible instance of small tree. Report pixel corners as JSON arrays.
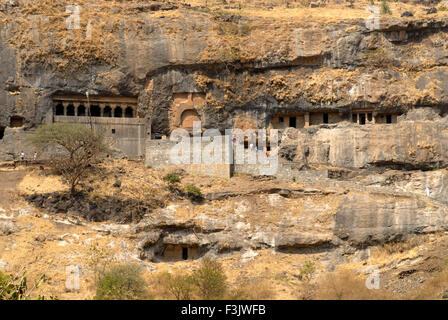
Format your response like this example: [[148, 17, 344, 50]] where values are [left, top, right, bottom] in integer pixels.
[[95, 264, 147, 300], [192, 258, 227, 300], [164, 273, 195, 300], [26, 123, 110, 195]]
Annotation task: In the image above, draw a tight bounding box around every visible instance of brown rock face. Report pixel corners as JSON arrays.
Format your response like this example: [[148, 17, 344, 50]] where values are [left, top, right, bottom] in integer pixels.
[[279, 114, 448, 170], [335, 193, 448, 246]]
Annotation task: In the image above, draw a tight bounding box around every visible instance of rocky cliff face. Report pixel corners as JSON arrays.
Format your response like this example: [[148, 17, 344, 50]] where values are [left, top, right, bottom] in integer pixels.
[[2, 1, 448, 150], [279, 108, 448, 170]]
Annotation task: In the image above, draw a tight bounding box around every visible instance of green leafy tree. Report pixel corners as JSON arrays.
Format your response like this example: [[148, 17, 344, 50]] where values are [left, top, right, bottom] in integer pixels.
[[26, 123, 110, 195]]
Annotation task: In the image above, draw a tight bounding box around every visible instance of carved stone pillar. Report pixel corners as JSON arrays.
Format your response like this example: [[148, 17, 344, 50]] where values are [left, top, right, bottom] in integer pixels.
[[73, 102, 80, 116], [304, 112, 310, 128], [62, 102, 69, 116], [100, 103, 106, 117]]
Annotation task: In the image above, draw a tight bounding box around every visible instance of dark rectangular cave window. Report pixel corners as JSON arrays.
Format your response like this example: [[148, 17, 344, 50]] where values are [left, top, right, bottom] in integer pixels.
[[386, 114, 392, 124], [367, 113, 372, 122], [289, 116, 296, 128], [279, 117, 284, 123], [112, 129, 116, 134], [10, 116, 24, 128], [182, 248, 188, 260], [323, 113, 329, 124], [359, 114, 366, 125], [0, 127, 4, 140]]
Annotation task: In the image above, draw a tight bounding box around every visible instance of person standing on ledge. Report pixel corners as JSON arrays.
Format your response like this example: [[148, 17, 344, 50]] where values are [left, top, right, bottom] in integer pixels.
[[425, 186, 430, 197], [20, 151, 24, 161]]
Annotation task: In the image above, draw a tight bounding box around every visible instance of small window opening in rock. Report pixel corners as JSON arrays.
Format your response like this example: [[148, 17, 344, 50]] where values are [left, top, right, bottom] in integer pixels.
[[103, 106, 112, 117], [244, 139, 249, 149], [289, 116, 296, 128], [386, 114, 392, 124], [78, 105, 86, 116], [267, 145, 271, 151], [367, 113, 373, 122], [279, 117, 284, 123], [323, 113, 329, 124], [125, 107, 134, 118], [90, 105, 101, 117], [0, 127, 4, 140], [112, 129, 116, 134], [359, 114, 366, 125], [10, 116, 24, 128], [66, 104, 75, 116], [114, 106, 123, 118], [352, 114, 357, 123], [182, 248, 188, 260], [55, 103, 64, 116]]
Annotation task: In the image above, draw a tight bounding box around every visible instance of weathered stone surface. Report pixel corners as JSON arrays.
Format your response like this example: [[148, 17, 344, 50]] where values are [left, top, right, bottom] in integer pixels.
[[3, 5, 448, 158], [279, 114, 448, 170], [335, 193, 448, 246], [0, 220, 18, 235]]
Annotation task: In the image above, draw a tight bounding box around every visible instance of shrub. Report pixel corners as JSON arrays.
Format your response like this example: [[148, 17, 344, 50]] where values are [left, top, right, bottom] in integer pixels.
[[191, 258, 227, 300], [185, 185, 203, 202], [163, 173, 181, 185], [95, 264, 147, 300], [164, 273, 195, 300], [313, 269, 391, 300], [381, 0, 392, 15], [299, 261, 316, 282], [228, 279, 274, 300]]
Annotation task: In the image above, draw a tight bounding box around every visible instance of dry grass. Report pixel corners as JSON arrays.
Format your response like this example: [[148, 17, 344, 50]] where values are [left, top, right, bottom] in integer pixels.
[[312, 268, 394, 300], [409, 265, 448, 300], [229, 278, 275, 299]]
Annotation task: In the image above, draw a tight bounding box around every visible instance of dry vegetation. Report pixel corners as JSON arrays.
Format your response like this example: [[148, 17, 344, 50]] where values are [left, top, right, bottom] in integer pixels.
[[1, 160, 448, 299]]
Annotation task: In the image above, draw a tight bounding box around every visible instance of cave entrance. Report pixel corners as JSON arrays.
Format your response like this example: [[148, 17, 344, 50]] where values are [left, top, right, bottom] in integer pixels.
[[0, 127, 4, 140], [180, 109, 200, 129], [158, 245, 201, 262], [125, 106, 135, 118], [359, 114, 366, 125], [90, 105, 101, 117], [386, 114, 392, 124], [66, 104, 75, 116], [77, 105, 86, 116], [10, 116, 24, 128], [103, 106, 112, 117], [289, 116, 296, 128], [55, 103, 64, 116], [114, 106, 123, 118]]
